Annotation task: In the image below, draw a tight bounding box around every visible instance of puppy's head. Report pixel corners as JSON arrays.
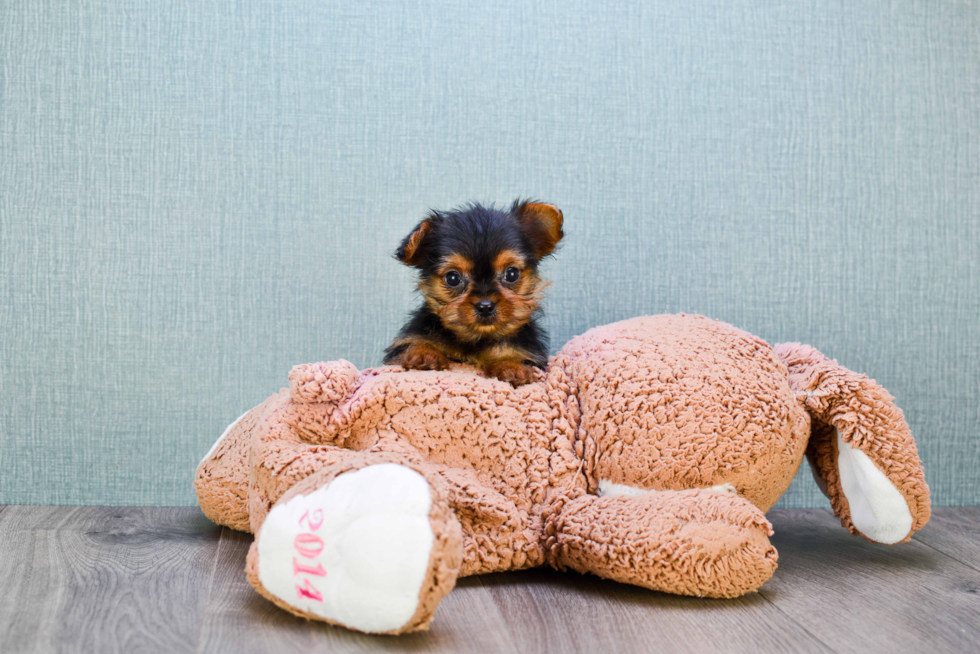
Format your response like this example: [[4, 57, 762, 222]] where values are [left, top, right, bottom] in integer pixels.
[[395, 200, 563, 341]]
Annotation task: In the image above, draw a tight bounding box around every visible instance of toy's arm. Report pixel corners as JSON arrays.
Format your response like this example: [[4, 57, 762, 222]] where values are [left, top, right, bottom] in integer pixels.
[[545, 488, 778, 598], [774, 343, 930, 544]]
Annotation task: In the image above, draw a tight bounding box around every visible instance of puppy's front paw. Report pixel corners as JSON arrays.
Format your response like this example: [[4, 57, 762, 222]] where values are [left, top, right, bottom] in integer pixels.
[[487, 361, 536, 387], [395, 343, 452, 371]]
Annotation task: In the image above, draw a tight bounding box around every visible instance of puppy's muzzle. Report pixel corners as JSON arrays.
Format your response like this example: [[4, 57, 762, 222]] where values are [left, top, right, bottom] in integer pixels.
[[474, 300, 496, 318]]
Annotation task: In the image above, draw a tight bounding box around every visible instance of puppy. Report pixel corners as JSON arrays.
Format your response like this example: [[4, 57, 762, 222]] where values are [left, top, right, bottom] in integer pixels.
[[384, 200, 563, 386]]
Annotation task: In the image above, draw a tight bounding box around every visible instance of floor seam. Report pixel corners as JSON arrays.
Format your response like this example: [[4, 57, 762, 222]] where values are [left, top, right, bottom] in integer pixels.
[[757, 589, 838, 654], [193, 525, 226, 654], [912, 536, 980, 574], [476, 575, 527, 653]]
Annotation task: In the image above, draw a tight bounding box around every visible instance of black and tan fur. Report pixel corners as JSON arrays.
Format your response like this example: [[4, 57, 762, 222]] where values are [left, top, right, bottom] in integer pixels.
[[384, 200, 563, 386]]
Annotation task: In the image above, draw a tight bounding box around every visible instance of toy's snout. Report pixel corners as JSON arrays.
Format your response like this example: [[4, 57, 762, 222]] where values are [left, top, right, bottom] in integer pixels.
[[289, 360, 359, 404]]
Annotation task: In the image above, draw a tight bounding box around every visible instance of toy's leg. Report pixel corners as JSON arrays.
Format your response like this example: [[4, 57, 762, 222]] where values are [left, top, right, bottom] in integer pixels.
[[775, 343, 930, 544], [195, 391, 284, 531], [246, 454, 463, 635], [545, 488, 777, 598], [194, 386, 370, 534]]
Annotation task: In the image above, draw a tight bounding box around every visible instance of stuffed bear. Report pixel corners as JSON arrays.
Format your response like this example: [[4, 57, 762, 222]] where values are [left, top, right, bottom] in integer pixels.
[[195, 314, 930, 635]]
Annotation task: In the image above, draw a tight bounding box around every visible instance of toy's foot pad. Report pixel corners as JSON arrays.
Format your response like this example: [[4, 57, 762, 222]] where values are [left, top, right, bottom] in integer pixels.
[[255, 463, 434, 633]]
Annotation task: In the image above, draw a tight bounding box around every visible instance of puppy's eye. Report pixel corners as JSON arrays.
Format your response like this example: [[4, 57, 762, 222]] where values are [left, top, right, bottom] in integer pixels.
[[503, 267, 521, 284], [444, 271, 463, 288]]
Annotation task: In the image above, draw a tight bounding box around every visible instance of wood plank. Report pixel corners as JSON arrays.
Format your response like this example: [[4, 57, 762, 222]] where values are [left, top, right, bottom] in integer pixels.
[[913, 507, 980, 572], [480, 567, 831, 654], [196, 528, 518, 653], [1, 506, 975, 653], [761, 508, 980, 654], [0, 506, 221, 654]]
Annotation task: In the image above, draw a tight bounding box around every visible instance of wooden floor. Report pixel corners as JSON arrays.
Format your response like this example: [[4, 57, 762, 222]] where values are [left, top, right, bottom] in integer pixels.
[[0, 506, 976, 653]]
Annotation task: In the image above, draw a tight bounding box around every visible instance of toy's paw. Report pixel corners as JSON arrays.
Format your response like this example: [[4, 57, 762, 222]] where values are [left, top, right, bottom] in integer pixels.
[[486, 361, 537, 387], [395, 343, 452, 371], [251, 464, 443, 633]]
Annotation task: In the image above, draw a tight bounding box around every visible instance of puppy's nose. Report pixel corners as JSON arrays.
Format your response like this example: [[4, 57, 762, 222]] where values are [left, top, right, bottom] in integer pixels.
[[475, 300, 496, 317]]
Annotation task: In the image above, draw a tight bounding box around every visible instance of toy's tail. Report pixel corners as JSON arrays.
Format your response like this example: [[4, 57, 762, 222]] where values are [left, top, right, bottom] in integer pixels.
[[774, 343, 930, 544], [285, 360, 364, 445], [289, 359, 360, 403]]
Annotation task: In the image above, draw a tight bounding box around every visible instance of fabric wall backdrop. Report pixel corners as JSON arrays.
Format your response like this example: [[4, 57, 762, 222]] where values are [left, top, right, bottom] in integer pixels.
[[1, 0, 978, 507]]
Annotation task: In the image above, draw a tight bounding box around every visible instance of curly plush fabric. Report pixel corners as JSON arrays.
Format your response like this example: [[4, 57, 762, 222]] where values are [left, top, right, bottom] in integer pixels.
[[195, 314, 930, 634], [551, 489, 778, 598], [774, 342, 930, 542]]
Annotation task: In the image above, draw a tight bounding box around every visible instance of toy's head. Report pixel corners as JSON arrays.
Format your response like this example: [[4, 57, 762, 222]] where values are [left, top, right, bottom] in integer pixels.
[[552, 314, 811, 511], [394, 200, 563, 342]]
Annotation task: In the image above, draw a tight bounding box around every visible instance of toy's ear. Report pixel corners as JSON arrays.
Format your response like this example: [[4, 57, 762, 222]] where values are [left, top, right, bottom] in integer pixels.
[[396, 215, 438, 268], [775, 343, 930, 544], [513, 201, 564, 260]]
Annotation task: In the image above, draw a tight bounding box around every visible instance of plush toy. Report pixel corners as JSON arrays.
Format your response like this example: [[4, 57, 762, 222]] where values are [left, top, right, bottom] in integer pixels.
[[195, 314, 930, 635]]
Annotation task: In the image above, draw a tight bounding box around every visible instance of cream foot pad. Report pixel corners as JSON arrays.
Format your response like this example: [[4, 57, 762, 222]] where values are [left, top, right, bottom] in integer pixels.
[[256, 463, 435, 633]]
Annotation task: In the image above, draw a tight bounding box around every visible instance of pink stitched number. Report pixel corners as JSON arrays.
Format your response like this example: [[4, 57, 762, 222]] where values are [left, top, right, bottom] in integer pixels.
[[296, 578, 324, 602], [294, 533, 324, 558], [293, 508, 327, 598], [293, 557, 326, 577], [298, 509, 324, 531]]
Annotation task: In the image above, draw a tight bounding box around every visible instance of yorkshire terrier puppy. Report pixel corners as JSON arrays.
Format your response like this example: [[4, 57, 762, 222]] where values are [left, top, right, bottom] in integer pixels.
[[384, 200, 564, 386]]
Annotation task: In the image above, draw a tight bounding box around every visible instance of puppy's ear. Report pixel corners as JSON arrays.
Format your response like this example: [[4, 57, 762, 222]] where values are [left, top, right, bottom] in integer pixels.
[[513, 201, 564, 259], [395, 214, 437, 267]]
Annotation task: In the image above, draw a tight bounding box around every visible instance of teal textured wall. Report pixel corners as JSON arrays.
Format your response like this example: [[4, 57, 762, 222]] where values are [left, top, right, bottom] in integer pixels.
[[1, 0, 978, 506]]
